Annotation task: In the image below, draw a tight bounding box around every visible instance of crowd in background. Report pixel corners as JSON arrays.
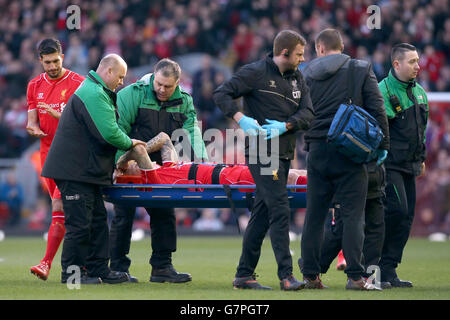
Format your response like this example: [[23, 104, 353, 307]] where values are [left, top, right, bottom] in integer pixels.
[[0, 0, 449, 236]]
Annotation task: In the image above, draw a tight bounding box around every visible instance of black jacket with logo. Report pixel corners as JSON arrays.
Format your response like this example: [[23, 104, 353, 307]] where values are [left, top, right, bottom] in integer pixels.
[[213, 53, 315, 160]]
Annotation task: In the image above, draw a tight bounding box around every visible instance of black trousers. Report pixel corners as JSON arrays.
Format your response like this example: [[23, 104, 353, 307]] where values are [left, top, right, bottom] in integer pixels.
[[236, 158, 292, 280], [300, 141, 368, 280], [379, 169, 416, 281], [55, 180, 110, 279], [109, 204, 176, 272], [319, 197, 385, 275], [319, 164, 386, 276]]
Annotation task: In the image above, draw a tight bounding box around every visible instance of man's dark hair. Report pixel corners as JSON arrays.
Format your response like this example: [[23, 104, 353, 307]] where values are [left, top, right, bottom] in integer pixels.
[[154, 58, 181, 80], [391, 43, 417, 64], [37, 38, 62, 57], [273, 30, 306, 56], [315, 28, 344, 52]]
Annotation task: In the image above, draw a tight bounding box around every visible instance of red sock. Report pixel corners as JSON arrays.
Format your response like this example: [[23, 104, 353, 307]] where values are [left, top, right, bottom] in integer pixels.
[[42, 211, 65, 267]]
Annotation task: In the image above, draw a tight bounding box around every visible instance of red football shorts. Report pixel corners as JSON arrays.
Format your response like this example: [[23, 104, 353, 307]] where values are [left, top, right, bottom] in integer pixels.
[[41, 151, 61, 200]]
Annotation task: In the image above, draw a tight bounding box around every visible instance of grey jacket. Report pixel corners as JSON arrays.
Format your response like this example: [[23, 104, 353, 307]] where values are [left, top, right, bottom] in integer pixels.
[[303, 54, 389, 150]]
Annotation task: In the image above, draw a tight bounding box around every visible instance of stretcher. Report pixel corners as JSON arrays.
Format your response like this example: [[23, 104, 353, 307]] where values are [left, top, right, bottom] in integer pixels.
[[102, 176, 307, 209]]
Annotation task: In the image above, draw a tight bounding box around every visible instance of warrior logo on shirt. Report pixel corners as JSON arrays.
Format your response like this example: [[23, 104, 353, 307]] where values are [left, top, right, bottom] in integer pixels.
[[37, 92, 44, 99]]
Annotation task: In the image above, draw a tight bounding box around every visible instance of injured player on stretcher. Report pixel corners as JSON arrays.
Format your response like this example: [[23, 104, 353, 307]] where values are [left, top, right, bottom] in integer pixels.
[[114, 132, 306, 189]]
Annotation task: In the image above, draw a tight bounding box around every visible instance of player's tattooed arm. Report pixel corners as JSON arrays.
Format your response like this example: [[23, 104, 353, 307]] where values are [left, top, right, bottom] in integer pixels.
[[117, 132, 179, 172], [117, 144, 154, 171], [146, 132, 179, 163], [145, 132, 169, 154]]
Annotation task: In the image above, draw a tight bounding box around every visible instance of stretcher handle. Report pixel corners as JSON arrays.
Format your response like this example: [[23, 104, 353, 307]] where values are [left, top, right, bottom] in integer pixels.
[[108, 184, 306, 189]]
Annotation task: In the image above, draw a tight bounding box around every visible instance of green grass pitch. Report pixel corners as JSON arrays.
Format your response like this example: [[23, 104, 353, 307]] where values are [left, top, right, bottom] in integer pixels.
[[0, 236, 449, 300]]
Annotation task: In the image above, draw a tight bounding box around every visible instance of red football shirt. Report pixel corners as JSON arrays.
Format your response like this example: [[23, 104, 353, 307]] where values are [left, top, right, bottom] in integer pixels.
[[27, 70, 85, 153], [151, 162, 216, 185]]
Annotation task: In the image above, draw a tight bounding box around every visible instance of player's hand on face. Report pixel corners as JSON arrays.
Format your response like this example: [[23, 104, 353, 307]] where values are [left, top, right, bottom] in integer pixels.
[[116, 156, 130, 173]]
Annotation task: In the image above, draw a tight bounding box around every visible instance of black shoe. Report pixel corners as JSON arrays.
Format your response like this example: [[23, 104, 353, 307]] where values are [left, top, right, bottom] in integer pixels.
[[150, 266, 192, 283], [345, 277, 382, 291], [389, 277, 413, 288], [280, 274, 305, 291], [127, 273, 139, 283], [61, 275, 102, 284], [381, 281, 392, 289], [61, 266, 99, 284], [303, 275, 329, 289], [80, 275, 103, 284], [233, 274, 272, 290], [100, 271, 129, 284], [111, 271, 139, 283]]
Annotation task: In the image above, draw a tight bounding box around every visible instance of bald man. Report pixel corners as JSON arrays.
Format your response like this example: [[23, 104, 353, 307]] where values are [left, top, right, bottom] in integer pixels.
[[42, 54, 146, 285]]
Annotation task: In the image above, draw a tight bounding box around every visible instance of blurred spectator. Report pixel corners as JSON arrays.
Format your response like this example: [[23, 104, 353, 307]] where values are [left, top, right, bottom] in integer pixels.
[[0, 171, 24, 226], [175, 208, 194, 227], [64, 33, 89, 75], [27, 197, 49, 230], [192, 208, 224, 231], [3, 98, 29, 155], [232, 24, 254, 68]]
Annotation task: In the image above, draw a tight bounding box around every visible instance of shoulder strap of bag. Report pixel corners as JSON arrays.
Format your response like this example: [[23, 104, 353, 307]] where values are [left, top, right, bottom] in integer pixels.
[[347, 59, 355, 105], [347, 59, 372, 107]]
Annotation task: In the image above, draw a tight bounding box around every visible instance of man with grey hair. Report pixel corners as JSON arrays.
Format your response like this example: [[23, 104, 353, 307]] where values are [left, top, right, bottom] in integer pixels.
[[42, 53, 146, 285], [109, 58, 207, 283]]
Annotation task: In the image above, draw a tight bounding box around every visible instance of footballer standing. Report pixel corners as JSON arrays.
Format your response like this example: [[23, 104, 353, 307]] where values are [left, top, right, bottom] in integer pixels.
[[26, 38, 85, 280]]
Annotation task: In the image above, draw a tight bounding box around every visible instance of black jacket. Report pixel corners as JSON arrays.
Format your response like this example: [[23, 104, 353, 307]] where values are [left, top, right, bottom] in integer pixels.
[[213, 53, 315, 160], [42, 71, 133, 186], [303, 54, 389, 151]]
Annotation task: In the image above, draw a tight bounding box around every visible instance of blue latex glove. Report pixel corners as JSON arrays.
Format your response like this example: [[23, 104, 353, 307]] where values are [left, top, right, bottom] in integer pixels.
[[261, 119, 287, 140], [238, 115, 263, 136], [376, 149, 388, 166]]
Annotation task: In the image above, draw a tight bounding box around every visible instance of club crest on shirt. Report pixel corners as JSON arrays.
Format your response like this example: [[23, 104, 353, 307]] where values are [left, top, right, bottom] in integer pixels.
[[37, 92, 44, 99], [272, 169, 279, 181], [61, 89, 67, 100], [291, 79, 298, 90]]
